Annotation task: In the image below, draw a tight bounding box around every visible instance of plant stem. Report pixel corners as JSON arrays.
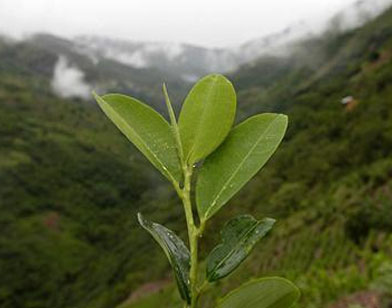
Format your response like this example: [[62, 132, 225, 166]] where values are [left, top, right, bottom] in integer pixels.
[[189, 232, 199, 308], [195, 280, 210, 303], [180, 165, 200, 308], [163, 85, 204, 307]]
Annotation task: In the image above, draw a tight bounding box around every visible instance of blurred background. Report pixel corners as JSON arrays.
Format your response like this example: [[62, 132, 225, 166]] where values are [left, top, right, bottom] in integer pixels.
[[1, 0, 392, 307]]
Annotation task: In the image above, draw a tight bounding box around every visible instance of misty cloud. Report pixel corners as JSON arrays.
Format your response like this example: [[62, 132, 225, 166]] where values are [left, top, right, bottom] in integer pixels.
[[0, 0, 379, 48], [51, 56, 92, 99]]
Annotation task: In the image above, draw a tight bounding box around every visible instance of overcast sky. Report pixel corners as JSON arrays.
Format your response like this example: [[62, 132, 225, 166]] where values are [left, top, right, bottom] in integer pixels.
[[0, 0, 361, 47]]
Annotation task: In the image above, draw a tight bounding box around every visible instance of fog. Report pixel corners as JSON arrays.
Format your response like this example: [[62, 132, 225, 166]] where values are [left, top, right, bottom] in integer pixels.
[[51, 56, 92, 100], [0, 0, 380, 48]]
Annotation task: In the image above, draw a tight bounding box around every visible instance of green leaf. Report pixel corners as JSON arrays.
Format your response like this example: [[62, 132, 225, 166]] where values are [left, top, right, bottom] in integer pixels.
[[93, 93, 182, 184], [137, 213, 191, 303], [218, 277, 300, 308], [207, 215, 275, 282], [196, 113, 288, 220], [178, 74, 236, 164]]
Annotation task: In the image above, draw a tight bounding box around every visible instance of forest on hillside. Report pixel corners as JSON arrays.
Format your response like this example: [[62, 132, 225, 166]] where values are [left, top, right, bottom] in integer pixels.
[[1, 4, 392, 308]]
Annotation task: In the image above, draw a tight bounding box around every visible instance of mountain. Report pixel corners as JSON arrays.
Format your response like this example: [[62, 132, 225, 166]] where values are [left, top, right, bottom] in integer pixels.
[[70, 26, 315, 81], [74, 36, 239, 81], [0, 33, 190, 110], [1, 0, 390, 108], [1, 2, 392, 308], [0, 35, 185, 308], [71, 0, 392, 79]]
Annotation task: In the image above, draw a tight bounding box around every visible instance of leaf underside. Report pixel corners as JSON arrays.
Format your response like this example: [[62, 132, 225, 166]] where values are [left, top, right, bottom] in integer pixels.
[[137, 213, 191, 303], [218, 277, 300, 308], [178, 74, 236, 165], [197, 113, 288, 220], [94, 93, 182, 184], [207, 215, 275, 282]]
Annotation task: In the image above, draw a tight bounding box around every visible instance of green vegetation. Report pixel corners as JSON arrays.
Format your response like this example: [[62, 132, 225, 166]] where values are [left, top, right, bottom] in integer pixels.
[[0, 52, 185, 307], [0, 5, 392, 308]]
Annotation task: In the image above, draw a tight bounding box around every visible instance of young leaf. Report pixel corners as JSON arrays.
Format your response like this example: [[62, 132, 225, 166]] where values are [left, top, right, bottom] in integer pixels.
[[196, 113, 288, 220], [218, 277, 300, 308], [162, 84, 184, 164], [207, 215, 275, 282], [93, 93, 182, 184], [137, 213, 191, 304], [178, 74, 236, 165]]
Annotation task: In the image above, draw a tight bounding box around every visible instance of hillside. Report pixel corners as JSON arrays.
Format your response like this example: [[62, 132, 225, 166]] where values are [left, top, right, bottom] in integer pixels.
[[224, 6, 392, 307], [0, 5, 392, 308], [122, 6, 392, 308], [0, 50, 190, 308], [0, 34, 189, 110]]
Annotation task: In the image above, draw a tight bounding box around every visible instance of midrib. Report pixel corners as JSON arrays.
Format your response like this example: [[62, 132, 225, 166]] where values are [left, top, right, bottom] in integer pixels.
[[204, 116, 279, 218]]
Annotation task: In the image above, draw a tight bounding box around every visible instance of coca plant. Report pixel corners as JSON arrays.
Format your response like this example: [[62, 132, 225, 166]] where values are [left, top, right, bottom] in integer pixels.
[[93, 74, 300, 308]]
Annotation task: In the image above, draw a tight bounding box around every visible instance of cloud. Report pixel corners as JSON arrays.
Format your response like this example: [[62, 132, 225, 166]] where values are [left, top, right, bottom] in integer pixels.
[[51, 55, 91, 99], [0, 0, 369, 48]]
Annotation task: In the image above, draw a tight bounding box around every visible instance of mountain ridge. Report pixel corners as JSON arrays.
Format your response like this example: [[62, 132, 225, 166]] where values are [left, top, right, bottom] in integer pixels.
[[0, 0, 390, 108]]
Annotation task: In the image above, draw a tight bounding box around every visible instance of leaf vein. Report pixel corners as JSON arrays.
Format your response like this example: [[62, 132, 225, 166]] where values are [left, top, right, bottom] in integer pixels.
[[204, 116, 280, 218]]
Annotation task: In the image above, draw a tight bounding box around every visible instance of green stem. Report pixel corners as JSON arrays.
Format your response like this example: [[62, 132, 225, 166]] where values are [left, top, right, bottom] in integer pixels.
[[181, 165, 208, 308], [195, 280, 210, 303], [180, 166, 199, 307], [163, 84, 205, 307]]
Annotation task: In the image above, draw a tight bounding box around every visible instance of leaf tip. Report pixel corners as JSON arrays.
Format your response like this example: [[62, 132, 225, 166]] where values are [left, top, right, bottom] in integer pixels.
[[91, 90, 100, 100], [265, 217, 276, 225], [162, 82, 168, 93], [136, 212, 144, 226], [92, 91, 107, 109]]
